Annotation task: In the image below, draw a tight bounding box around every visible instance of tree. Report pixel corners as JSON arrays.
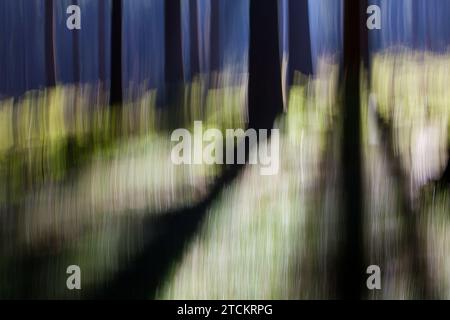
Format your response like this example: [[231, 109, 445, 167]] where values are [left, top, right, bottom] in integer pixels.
[[438, 149, 450, 187], [110, 0, 123, 106], [164, 0, 183, 108], [189, 0, 200, 78], [339, 0, 367, 299], [98, 0, 105, 84], [209, 0, 220, 87], [72, 0, 80, 84], [288, 0, 312, 86], [44, 0, 56, 86], [248, 0, 283, 131]]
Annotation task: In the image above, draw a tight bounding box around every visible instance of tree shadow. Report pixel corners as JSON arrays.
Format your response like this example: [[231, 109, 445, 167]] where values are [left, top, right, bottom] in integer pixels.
[[88, 163, 244, 299]]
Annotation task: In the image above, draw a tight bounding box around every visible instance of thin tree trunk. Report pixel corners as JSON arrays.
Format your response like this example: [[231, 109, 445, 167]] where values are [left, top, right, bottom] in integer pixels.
[[72, 0, 80, 84], [248, 0, 283, 131], [288, 0, 312, 86], [189, 0, 200, 78], [98, 0, 105, 84], [209, 0, 220, 87], [110, 0, 123, 106], [44, 0, 56, 86]]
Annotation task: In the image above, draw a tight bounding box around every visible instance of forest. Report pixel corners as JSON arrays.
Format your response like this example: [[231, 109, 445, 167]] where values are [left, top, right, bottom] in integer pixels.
[[0, 0, 450, 300]]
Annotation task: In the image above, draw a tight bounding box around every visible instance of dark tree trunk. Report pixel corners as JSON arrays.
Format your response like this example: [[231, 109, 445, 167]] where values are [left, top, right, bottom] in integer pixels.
[[163, 0, 183, 108], [360, 2, 370, 76], [189, 0, 200, 78], [288, 0, 312, 86], [110, 0, 123, 106], [72, 0, 80, 84], [438, 150, 450, 187], [248, 0, 283, 131], [164, 0, 183, 86], [338, 0, 367, 300], [44, 0, 55, 86], [209, 0, 220, 87], [98, 0, 105, 84]]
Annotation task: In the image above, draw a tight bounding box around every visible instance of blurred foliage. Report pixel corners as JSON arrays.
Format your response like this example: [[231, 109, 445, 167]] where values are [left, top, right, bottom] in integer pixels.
[[0, 73, 248, 298], [158, 59, 340, 299], [364, 50, 450, 299], [371, 50, 449, 188]]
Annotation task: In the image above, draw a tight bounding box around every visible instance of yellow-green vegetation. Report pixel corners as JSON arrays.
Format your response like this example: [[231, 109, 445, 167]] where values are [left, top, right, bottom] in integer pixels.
[[0, 86, 158, 205], [0, 77, 247, 206], [364, 50, 450, 299], [0, 78, 246, 201], [371, 50, 449, 184]]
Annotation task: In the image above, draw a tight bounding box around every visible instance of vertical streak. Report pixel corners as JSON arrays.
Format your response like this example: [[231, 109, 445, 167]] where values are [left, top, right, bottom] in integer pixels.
[[248, 0, 283, 131], [98, 0, 105, 83], [189, 0, 200, 78], [72, 0, 80, 84], [110, 0, 123, 106], [209, 0, 220, 87], [45, 0, 56, 86], [339, 0, 367, 300], [288, 0, 312, 86]]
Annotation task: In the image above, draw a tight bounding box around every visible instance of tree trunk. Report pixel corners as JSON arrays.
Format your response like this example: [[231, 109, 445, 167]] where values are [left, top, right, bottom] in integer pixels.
[[209, 0, 220, 87], [98, 0, 105, 84], [288, 0, 312, 86], [339, 0, 367, 299], [110, 0, 123, 106], [44, 0, 56, 87], [72, 0, 80, 84], [189, 0, 200, 78], [438, 149, 450, 187], [164, 0, 183, 87], [248, 0, 283, 131], [162, 0, 183, 110]]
